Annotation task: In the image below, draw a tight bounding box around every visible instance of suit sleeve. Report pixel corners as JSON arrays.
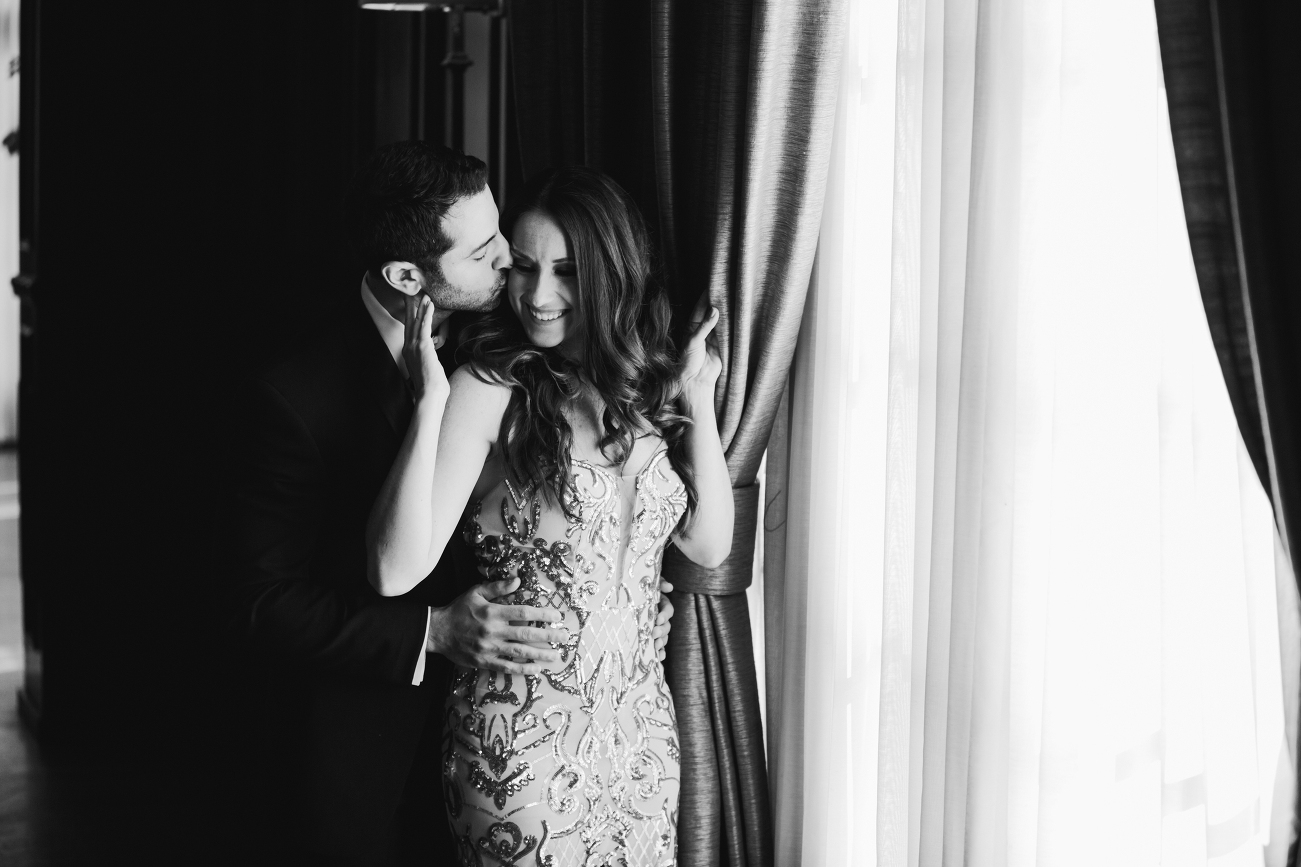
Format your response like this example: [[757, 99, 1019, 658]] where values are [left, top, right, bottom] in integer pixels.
[[226, 377, 428, 685]]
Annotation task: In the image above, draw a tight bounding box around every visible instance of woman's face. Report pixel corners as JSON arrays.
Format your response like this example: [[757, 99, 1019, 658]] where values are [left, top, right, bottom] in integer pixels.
[[507, 210, 582, 354]]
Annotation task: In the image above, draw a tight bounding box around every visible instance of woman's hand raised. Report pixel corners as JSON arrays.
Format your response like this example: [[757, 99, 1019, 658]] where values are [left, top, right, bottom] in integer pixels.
[[670, 294, 734, 568], [679, 293, 722, 415], [402, 293, 451, 407]]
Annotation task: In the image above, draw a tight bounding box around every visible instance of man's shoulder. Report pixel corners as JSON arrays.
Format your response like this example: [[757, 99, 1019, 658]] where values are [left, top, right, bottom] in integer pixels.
[[247, 301, 373, 428], [258, 303, 366, 393]]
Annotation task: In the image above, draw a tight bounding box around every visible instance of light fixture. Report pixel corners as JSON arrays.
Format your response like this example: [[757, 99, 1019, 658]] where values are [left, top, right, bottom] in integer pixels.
[[357, 0, 505, 152], [358, 1, 503, 12]]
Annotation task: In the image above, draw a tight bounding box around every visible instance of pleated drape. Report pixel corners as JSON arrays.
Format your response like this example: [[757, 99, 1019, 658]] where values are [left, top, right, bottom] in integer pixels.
[[651, 4, 845, 865], [511, 4, 845, 864], [764, 0, 1297, 863], [1154, 3, 1301, 855], [1153, 0, 1301, 564], [508, 1, 662, 247]]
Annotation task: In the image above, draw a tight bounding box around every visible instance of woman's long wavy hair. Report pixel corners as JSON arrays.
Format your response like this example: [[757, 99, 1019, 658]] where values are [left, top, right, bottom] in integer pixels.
[[459, 166, 696, 523]]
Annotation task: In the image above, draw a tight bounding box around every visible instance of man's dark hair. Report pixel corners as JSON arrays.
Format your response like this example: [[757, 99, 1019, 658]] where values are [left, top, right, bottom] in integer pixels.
[[343, 141, 488, 278]]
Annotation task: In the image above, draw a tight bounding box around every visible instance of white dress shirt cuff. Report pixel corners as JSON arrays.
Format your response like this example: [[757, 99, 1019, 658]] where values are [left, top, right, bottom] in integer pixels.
[[412, 606, 432, 686]]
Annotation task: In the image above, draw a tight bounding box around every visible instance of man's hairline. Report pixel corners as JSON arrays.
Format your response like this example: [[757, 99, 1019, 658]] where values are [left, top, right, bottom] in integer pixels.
[[438, 181, 495, 262], [366, 179, 489, 283]]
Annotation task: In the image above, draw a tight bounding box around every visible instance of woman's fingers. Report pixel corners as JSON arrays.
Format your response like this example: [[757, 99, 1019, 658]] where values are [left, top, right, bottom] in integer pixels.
[[687, 304, 720, 346], [420, 294, 436, 342], [689, 291, 710, 326], [403, 293, 419, 343], [696, 305, 720, 340], [655, 595, 674, 627]]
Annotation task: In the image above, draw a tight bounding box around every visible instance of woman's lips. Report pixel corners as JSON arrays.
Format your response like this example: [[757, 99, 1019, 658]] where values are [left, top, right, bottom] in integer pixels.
[[528, 306, 568, 323]]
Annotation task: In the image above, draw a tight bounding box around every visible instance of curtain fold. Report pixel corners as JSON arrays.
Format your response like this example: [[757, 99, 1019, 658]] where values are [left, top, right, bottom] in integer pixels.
[[508, 1, 661, 232], [1152, 0, 1301, 569], [1152, 0, 1269, 506], [1154, 3, 1301, 854], [765, 0, 1297, 864], [511, 4, 846, 864], [652, 3, 846, 865]]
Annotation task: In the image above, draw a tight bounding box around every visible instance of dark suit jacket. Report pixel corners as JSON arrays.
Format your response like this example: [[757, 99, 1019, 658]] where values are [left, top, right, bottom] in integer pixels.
[[228, 293, 466, 864]]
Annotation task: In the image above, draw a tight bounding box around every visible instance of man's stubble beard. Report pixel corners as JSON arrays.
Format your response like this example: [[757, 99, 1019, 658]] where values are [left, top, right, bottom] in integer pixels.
[[425, 268, 505, 313]]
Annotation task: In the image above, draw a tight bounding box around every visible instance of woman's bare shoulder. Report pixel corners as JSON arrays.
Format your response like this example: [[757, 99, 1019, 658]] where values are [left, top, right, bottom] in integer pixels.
[[449, 363, 510, 399], [445, 363, 511, 435]]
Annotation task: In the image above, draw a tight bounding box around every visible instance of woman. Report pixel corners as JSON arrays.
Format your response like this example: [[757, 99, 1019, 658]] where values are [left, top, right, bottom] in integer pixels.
[[366, 167, 733, 867]]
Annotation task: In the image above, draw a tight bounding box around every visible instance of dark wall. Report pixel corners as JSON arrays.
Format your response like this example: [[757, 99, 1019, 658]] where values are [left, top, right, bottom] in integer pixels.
[[17, 1, 423, 761]]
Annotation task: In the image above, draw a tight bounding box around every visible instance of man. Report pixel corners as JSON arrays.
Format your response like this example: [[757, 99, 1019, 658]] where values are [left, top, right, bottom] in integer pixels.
[[228, 142, 674, 865]]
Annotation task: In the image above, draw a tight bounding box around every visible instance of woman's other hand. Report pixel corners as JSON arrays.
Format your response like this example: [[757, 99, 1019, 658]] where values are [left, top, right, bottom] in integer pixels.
[[680, 293, 722, 414], [670, 294, 734, 569], [652, 580, 674, 662], [403, 293, 451, 407]]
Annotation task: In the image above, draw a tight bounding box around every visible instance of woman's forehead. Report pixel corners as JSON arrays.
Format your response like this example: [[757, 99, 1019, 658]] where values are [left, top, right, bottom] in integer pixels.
[[512, 211, 571, 259]]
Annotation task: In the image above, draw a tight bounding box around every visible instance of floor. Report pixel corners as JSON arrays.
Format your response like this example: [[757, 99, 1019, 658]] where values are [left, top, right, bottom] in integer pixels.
[[0, 450, 34, 862]]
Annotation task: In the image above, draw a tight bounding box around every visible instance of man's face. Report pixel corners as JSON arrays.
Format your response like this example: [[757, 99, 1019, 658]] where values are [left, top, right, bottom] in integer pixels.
[[427, 186, 511, 312]]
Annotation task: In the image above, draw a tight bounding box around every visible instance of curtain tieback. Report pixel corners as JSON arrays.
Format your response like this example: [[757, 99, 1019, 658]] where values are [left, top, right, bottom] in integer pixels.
[[662, 481, 759, 595]]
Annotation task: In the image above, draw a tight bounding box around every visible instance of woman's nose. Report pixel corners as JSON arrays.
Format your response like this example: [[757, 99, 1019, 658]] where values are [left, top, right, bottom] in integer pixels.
[[526, 274, 563, 306]]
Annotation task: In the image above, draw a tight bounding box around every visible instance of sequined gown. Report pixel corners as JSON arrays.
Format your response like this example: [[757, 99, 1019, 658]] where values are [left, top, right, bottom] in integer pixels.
[[443, 448, 685, 867]]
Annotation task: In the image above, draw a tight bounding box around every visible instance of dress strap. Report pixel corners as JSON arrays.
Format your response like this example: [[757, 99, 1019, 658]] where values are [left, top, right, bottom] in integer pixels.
[[571, 444, 670, 478], [631, 446, 670, 478]]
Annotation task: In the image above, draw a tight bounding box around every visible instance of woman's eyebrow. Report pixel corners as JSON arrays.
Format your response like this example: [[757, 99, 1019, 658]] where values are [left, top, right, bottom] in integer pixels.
[[510, 248, 572, 266]]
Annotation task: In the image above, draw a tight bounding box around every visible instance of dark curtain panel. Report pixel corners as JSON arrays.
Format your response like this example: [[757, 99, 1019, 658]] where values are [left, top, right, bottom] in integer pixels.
[[651, 4, 844, 867], [1155, 0, 1301, 856], [512, 3, 844, 865], [508, 1, 661, 231]]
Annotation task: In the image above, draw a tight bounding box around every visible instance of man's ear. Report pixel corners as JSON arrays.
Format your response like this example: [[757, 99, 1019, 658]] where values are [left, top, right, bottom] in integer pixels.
[[377, 261, 427, 297]]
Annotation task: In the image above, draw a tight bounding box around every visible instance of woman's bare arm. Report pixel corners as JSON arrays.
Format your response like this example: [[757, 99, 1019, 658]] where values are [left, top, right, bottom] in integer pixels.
[[366, 365, 510, 596], [364, 295, 566, 674], [364, 294, 509, 596], [671, 303, 734, 567]]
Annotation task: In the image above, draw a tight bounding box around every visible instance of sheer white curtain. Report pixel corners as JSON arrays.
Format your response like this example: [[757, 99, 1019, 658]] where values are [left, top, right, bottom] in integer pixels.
[[763, 0, 1301, 865]]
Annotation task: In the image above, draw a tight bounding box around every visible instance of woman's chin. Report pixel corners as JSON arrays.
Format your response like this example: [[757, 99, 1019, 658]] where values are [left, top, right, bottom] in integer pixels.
[[525, 330, 565, 349]]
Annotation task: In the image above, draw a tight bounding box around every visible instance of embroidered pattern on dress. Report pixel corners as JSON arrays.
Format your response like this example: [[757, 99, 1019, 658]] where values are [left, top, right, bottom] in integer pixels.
[[446, 449, 684, 866]]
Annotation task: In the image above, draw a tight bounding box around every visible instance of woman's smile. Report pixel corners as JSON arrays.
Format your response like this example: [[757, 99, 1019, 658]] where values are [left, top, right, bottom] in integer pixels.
[[526, 304, 569, 323], [507, 210, 582, 352]]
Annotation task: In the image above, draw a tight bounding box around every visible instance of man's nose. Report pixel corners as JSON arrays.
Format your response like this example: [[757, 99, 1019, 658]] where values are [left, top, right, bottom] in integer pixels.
[[495, 235, 512, 269]]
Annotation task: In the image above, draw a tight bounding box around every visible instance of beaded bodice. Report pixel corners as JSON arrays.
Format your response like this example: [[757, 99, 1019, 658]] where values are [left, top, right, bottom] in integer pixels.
[[444, 447, 686, 867]]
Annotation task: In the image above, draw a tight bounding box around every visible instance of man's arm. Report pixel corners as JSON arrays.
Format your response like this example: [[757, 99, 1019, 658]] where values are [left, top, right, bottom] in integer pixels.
[[227, 375, 567, 681], [227, 378, 428, 684]]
